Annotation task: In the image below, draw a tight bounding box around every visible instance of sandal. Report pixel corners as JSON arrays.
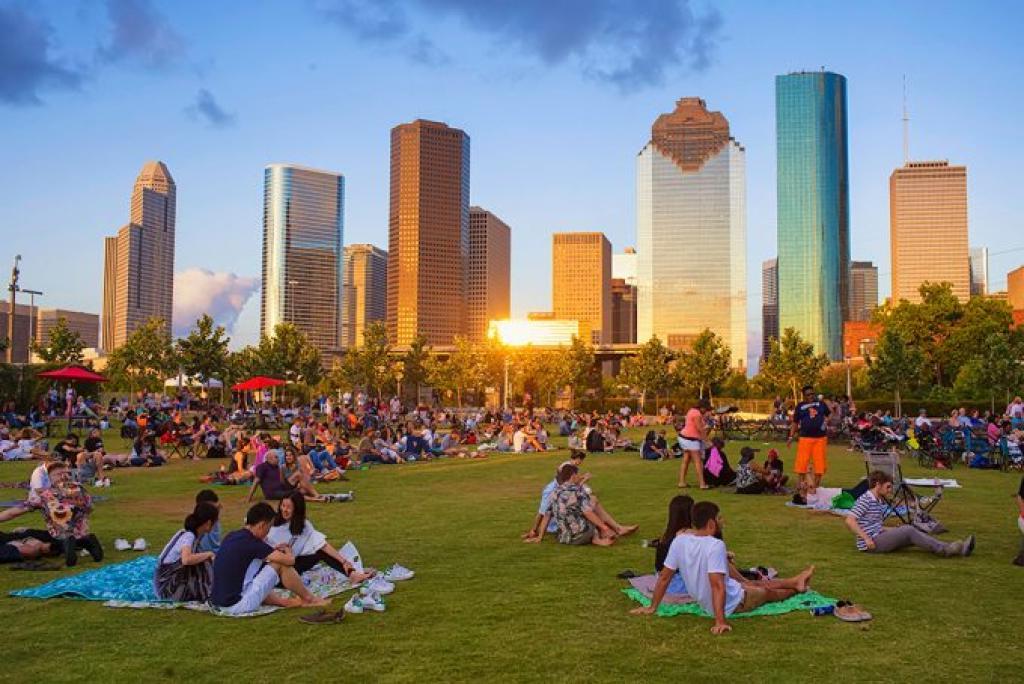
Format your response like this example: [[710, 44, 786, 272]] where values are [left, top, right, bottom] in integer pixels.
[[299, 608, 345, 624], [616, 569, 638, 579]]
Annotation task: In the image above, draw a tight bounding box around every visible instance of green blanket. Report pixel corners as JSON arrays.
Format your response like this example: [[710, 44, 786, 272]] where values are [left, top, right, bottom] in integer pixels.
[[622, 588, 834, 618]]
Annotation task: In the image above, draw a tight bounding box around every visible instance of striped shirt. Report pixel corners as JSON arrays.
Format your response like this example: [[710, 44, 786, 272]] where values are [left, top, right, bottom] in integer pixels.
[[850, 490, 886, 551]]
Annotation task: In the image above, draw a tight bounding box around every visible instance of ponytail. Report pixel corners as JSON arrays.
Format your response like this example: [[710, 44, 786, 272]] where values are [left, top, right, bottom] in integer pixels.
[[184, 501, 220, 533]]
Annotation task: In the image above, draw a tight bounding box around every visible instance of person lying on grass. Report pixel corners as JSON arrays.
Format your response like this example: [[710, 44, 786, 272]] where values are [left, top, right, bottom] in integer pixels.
[[0, 528, 55, 564], [526, 463, 638, 546], [154, 501, 218, 602], [631, 501, 815, 635], [210, 502, 329, 615], [522, 450, 588, 541], [267, 492, 374, 583], [846, 470, 975, 557]]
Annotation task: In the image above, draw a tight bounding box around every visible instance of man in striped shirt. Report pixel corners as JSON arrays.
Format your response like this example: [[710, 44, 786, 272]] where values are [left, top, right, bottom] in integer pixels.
[[845, 471, 975, 557]]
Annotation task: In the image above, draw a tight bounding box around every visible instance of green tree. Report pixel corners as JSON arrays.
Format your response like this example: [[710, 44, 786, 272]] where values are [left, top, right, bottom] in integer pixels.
[[562, 337, 596, 408], [877, 282, 963, 386], [239, 323, 322, 386], [175, 314, 229, 385], [953, 331, 1024, 411], [756, 327, 830, 402], [620, 336, 674, 410], [33, 316, 85, 364], [865, 328, 925, 416], [676, 328, 731, 401], [400, 334, 430, 402], [106, 318, 176, 394]]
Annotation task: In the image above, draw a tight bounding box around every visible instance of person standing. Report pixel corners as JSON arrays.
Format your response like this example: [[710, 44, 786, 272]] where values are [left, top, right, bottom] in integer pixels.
[[787, 385, 830, 488], [678, 400, 709, 489]]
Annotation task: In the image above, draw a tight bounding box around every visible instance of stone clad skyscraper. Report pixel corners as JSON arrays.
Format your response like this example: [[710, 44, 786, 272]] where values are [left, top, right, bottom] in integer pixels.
[[467, 207, 511, 341], [387, 120, 470, 345], [552, 232, 612, 344], [261, 164, 345, 355], [341, 244, 388, 349], [776, 72, 849, 360], [101, 161, 176, 350], [636, 97, 746, 364]]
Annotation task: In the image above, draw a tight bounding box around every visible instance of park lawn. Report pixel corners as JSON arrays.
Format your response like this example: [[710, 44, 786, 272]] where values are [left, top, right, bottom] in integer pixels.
[[0, 428, 1019, 683]]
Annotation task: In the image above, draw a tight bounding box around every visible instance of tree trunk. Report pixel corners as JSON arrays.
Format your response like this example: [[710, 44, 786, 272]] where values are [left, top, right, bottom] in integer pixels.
[[894, 388, 901, 418]]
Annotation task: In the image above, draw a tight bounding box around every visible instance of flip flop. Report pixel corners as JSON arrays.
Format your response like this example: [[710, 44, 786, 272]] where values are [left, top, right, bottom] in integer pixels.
[[616, 569, 638, 579], [299, 609, 345, 624]]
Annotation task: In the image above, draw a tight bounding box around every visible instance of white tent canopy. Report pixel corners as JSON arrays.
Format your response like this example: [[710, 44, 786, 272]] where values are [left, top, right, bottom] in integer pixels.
[[164, 375, 224, 389]]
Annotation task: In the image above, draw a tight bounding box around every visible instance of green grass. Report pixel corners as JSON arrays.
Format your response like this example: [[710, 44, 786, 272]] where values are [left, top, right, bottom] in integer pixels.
[[0, 429, 1019, 682]]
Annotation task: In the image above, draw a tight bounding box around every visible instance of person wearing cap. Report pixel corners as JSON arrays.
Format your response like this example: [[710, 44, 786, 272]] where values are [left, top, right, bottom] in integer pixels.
[[734, 447, 767, 494], [914, 408, 932, 432], [788, 385, 831, 488]]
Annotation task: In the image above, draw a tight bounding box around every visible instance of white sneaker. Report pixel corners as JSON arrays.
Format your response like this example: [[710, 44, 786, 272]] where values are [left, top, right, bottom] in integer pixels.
[[384, 563, 414, 581], [132, 538, 147, 551], [344, 594, 386, 614], [114, 538, 131, 551], [344, 595, 364, 614], [367, 577, 395, 595]]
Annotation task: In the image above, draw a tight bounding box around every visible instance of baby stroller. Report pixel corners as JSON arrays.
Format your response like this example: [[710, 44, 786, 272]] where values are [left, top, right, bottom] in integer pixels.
[[912, 429, 954, 470]]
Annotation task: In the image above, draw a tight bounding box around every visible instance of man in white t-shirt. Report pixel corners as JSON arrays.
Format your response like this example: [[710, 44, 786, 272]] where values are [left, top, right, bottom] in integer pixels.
[[631, 501, 814, 634]]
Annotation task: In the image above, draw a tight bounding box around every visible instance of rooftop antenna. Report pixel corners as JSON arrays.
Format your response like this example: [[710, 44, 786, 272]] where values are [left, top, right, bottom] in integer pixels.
[[902, 74, 909, 164]]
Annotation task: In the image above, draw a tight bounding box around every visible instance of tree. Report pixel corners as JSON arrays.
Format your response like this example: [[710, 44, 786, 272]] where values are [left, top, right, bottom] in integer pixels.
[[105, 318, 176, 394], [175, 314, 229, 385], [756, 327, 830, 402], [953, 331, 1024, 412], [865, 328, 925, 416], [562, 337, 596, 408], [676, 328, 731, 401], [877, 282, 963, 386], [400, 334, 430, 402], [619, 336, 674, 411], [34, 317, 85, 364], [238, 323, 322, 386]]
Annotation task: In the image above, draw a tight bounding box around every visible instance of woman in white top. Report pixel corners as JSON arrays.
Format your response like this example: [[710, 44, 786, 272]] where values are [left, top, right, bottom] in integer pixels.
[[153, 502, 218, 601], [267, 492, 373, 583]]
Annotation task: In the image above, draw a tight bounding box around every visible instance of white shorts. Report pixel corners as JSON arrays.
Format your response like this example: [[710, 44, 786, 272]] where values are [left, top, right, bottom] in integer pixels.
[[678, 437, 703, 452], [220, 561, 278, 615]]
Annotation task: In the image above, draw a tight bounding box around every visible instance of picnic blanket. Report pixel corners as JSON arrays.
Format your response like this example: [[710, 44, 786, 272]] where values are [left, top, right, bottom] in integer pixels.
[[627, 574, 695, 605], [10, 555, 356, 617], [903, 478, 961, 488], [784, 501, 854, 517], [0, 495, 107, 508], [622, 586, 835, 618]]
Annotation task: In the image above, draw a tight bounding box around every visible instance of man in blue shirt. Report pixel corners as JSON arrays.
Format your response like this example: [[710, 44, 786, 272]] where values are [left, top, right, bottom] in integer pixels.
[[787, 385, 831, 488]]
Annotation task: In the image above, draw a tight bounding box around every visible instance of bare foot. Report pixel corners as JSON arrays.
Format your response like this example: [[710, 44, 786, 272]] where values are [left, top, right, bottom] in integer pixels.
[[678, 482, 689, 488], [617, 525, 639, 537], [303, 596, 329, 608], [592, 536, 614, 547], [796, 565, 815, 593]]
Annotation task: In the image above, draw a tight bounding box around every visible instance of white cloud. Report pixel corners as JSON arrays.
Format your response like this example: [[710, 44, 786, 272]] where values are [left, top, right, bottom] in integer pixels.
[[173, 268, 259, 337]]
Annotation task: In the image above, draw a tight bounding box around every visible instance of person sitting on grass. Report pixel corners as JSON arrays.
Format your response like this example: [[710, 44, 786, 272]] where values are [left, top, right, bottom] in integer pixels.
[[631, 501, 815, 634], [1014, 475, 1024, 567], [194, 489, 223, 552], [209, 502, 329, 615], [248, 449, 326, 503], [130, 433, 166, 467], [37, 461, 103, 567], [522, 450, 588, 541], [267, 492, 374, 583], [2, 427, 49, 461], [642, 430, 668, 461], [846, 470, 975, 557], [528, 463, 638, 546], [646, 494, 695, 597], [735, 447, 781, 494], [307, 439, 346, 479], [153, 502, 219, 602]]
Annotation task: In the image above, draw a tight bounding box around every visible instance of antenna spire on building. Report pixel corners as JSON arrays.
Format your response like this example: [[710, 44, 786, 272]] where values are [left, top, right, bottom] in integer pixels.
[[902, 74, 910, 164]]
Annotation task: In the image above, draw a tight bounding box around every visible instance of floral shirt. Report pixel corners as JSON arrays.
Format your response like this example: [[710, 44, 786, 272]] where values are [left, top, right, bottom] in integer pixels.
[[38, 481, 92, 538], [550, 483, 594, 544]]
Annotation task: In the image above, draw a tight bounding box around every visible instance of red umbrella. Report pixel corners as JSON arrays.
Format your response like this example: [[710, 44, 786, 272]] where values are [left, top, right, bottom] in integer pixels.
[[231, 376, 286, 391], [37, 365, 108, 383]]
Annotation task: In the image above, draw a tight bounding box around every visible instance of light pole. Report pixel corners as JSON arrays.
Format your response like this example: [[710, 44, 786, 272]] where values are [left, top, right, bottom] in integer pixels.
[[503, 356, 510, 411], [22, 289, 42, 360], [845, 356, 852, 400], [6, 255, 20, 363]]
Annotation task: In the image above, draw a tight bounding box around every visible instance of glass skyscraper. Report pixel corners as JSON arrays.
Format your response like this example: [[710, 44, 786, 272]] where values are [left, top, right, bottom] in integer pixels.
[[261, 164, 345, 355], [776, 71, 849, 360], [636, 97, 747, 366]]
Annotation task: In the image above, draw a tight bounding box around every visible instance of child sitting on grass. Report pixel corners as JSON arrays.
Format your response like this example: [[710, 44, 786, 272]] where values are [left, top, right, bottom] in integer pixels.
[[38, 462, 103, 567]]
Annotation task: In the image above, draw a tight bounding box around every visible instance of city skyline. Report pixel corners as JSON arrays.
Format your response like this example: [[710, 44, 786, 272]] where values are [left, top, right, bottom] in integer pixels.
[[3, 2, 1023, 369]]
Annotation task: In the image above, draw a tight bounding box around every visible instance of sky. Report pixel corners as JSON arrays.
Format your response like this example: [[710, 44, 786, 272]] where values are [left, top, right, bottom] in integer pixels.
[[1, 0, 1022, 368]]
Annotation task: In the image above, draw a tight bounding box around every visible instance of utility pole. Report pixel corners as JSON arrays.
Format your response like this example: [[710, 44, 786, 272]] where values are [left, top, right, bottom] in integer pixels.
[[22, 289, 42, 360], [6, 255, 21, 363], [902, 75, 910, 164]]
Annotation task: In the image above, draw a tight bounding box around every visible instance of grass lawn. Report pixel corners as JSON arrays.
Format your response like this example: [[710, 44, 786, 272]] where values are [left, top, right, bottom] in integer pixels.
[[0, 428, 1019, 682]]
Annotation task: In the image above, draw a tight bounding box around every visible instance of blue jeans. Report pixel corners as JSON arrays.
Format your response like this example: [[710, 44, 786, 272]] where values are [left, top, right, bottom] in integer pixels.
[[308, 449, 337, 471]]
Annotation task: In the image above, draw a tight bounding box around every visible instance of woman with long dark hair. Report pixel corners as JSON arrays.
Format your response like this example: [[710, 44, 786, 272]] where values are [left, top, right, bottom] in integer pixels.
[[651, 495, 694, 596], [153, 502, 218, 601]]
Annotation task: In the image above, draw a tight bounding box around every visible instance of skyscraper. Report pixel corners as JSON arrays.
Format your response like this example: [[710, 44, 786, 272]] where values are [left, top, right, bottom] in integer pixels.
[[467, 207, 511, 342], [387, 119, 470, 345], [552, 232, 611, 344], [762, 258, 778, 360], [101, 161, 176, 350], [890, 161, 969, 303], [776, 72, 849, 360], [1008, 266, 1024, 310], [849, 261, 878, 322], [612, 247, 637, 286], [610, 278, 637, 344], [969, 247, 989, 298], [341, 244, 387, 349], [636, 97, 746, 363], [36, 310, 99, 350], [261, 164, 344, 355]]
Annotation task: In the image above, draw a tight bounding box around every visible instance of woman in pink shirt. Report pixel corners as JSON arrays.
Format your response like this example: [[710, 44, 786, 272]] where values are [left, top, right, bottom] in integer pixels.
[[677, 400, 709, 489]]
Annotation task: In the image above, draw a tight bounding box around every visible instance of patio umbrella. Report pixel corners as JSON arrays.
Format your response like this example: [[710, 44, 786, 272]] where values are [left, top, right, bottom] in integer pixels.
[[37, 365, 108, 383], [231, 376, 285, 391]]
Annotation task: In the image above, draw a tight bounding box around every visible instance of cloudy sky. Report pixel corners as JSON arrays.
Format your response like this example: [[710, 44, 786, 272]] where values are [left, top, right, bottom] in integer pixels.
[[1, 0, 1021, 365]]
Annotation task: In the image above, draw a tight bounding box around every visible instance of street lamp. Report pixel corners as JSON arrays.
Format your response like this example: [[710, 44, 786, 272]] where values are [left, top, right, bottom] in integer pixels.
[[503, 356, 510, 411], [845, 356, 852, 400]]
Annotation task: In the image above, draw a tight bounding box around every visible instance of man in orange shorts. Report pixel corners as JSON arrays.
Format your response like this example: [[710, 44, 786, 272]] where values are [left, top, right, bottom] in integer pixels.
[[787, 385, 830, 487]]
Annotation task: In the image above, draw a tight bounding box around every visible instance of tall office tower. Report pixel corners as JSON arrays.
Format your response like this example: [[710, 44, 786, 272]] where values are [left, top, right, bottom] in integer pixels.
[[848, 261, 879, 322], [0, 303, 34, 363], [552, 232, 612, 344], [387, 120, 470, 345], [969, 247, 989, 298], [890, 161, 969, 303], [467, 207, 511, 341], [776, 72, 849, 360], [610, 278, 637, 344], [612, 247, 637, 286], [341, 244, 388, 349], [636, 97, 747, 363], [761, 258, 779, 360], [101, 236, 118, 351], [102, 161, 177, 350], [1008, 266, 1024, 311], [261, 164, 345, 355], [36, 310, 100, 350]]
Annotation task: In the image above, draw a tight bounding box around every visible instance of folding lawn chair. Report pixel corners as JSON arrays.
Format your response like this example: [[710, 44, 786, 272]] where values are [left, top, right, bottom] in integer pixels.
[[863, 450, 943, 525]]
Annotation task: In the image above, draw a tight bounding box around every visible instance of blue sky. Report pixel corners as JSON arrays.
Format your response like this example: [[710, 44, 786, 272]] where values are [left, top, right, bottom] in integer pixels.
[[2, 0, 1021, 365]]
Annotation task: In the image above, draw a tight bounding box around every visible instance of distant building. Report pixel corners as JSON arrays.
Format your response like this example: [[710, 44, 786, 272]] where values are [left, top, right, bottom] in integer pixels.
[[636, 97, 746, 363], [890, 161, 969, 303], [849, 261, 879, 322], [468, 207, 511, 341], [552, 232, 612, 344], [612, 247, 637, 286], [610, 278, 637, 344], [0, 303, 34, 363], [488, 319, 580, 346], [387, 119, 470, 346], [101, 236, 118, 351], [36, 309, 99, 350], [843, 321, 882, 360], [527, 312, 555, 320], [1009, 266, 1024, 310], [341, 244, 387, 349], [969, 247, 989, 297], [261, 164, 345, 356], [776, 72, 849, 360], [762, 258, 779, 359]]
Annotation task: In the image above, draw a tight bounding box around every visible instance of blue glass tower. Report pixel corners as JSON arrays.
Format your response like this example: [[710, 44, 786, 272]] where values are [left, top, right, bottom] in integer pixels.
[[775, 71, 849, 360]]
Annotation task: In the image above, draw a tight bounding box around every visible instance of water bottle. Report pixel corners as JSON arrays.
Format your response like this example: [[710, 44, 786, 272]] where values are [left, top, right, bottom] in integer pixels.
[[810, 605, 835, 616]]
